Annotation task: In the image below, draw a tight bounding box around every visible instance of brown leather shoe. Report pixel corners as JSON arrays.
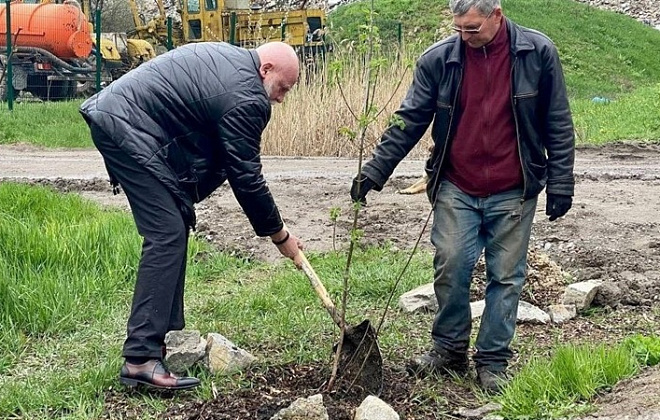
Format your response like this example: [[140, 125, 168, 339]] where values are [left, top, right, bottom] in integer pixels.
[[119, 359, 200, 390]]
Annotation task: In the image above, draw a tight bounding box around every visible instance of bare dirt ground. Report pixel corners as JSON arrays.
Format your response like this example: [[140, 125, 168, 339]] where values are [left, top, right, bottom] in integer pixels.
[[3, 142, 660, 419]]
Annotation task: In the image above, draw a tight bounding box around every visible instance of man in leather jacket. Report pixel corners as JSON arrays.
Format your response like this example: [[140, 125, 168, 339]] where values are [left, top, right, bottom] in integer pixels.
[[351, 0, 575, 393], [80, 41, 304, 391]]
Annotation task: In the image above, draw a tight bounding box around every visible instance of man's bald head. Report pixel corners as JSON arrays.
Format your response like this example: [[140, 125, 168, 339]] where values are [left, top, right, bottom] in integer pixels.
[[256, 42, 300, 104]]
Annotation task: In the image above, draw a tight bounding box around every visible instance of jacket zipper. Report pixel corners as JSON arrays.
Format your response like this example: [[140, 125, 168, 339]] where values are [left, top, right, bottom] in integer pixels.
[[431, 66, 463, 203], [191, 169, 201, 202], [483, 45, 490, 191], [510, 55, 527, 200], [514, 92, 538, 99]]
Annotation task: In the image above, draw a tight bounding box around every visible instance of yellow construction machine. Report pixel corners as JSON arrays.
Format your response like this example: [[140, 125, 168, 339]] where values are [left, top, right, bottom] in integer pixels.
[[129, 0, 329, 57], [78, 0, 156, 82], [0, 0, 156, 99]]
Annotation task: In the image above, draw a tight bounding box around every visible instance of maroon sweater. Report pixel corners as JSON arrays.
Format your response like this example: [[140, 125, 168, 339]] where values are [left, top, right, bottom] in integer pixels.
[[443, 19, 523, 197]]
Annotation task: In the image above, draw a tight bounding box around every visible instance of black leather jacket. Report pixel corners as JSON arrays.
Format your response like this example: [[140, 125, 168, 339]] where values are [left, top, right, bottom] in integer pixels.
[[80, 42, 283, 235], [361, 18, 575, 203]]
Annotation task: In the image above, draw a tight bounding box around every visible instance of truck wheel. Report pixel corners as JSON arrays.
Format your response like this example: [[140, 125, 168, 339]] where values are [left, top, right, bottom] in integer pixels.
[[0, 64, 20, 102], [26, 74, 48, 100], [0, 63, 6, 101], [61, 80, 77, 100], [48, 80, 72, 101], [76, 81, 96, 98], [68, 80, 78, 99]]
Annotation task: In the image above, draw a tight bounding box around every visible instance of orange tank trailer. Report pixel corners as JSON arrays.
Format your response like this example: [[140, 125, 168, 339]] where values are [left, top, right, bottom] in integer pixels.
[[0, 2, 92, 59]]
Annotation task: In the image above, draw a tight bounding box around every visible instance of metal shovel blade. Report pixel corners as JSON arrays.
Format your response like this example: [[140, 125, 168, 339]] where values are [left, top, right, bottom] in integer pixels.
[[298, 251, 384, 396], [336, 319, 383, 396]]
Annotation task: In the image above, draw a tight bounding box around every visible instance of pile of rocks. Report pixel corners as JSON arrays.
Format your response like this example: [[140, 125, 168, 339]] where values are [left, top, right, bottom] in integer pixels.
[[257, 0, 660, 22], [573, 0, 660, 27], [258, 0, 660, 27], [399, 278, 605, 325]]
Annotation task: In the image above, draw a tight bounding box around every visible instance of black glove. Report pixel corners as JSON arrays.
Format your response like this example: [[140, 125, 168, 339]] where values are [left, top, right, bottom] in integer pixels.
[[180, 202, 197, 230], [546, 194, 572, 221], [350, 175, 377, 205]]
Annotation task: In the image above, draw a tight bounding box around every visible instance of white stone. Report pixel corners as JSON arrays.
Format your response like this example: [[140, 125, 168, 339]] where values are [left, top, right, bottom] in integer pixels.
[[470, 300, 549, 324], [205, 333, 257, 374], [517, 301, 551, 324], [457, 402, 502, 419], [354, 396, 399, 420], [471, 300, 486, 319], [164, 330, 207, 373], [562, 280, 603, 310], [271, 394, 328, 420], [398, 283, 437, 313], [548, 304, 577, 324]]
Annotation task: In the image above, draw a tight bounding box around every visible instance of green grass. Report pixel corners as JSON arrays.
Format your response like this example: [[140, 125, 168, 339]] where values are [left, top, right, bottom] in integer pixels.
[[331, 0, 660, 99], [504, 0, 660, 99], [329, 0, 453, 47], [187, 247, 434, 363], [572, 83, 660, 144], [496, 343, 640, 418], [0, 182, 435, 418], [0, 182, 139, 335], [3, 182, 660, 419], [0, 182, 245, 418], [0, 182, 138, 417], [0, 100, 91, 147], [625, 334, 660, 367]]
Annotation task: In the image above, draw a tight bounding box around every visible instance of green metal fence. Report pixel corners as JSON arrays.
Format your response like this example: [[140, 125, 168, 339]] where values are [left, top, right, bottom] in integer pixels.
[[1, 0, 106, 110], [1, 0, 177, 111], [2, 0, 13, 110]]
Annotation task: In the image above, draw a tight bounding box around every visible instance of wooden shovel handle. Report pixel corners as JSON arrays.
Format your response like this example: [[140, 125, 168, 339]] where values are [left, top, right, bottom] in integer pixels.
[[298, 251, 343, 327]]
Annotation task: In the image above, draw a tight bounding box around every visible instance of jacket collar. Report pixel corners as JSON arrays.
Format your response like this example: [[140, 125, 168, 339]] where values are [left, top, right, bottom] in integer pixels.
[[250, 49, 261, 71], [506, 18, 535, 54], [447, 17, 535, 64]]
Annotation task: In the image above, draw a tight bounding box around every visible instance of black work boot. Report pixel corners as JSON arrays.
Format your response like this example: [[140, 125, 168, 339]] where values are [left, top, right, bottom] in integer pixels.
[[476, 366, 508, 394], [406, 348, 469, 377]]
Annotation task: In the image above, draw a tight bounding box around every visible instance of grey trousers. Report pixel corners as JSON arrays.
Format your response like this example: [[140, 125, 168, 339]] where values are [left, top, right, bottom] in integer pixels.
[[89, 124, 189, 359]]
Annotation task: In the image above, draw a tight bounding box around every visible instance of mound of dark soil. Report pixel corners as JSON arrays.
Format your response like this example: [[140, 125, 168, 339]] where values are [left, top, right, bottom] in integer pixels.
[[102, 362, 476, 419]]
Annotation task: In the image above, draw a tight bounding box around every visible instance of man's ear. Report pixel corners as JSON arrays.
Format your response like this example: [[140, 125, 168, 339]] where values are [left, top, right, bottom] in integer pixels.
[[259, 62, 274, 79]]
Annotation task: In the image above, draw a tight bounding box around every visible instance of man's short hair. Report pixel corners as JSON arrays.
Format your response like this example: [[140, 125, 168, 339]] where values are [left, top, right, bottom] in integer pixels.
[[449, 0, 500, 16]]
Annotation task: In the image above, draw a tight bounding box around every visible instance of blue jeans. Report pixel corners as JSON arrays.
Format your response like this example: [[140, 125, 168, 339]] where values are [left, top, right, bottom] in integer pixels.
[[430, 180, 537, 371]]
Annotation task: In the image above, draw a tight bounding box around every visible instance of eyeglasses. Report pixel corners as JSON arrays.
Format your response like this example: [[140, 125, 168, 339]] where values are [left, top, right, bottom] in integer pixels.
[[451, 10, 494, 34]]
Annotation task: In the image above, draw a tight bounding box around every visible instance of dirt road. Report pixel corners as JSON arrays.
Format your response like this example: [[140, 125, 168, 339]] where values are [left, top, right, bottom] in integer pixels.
[[2, 142, 660, 265], [2, 141, 660, 296], [3, 142, 660, 418]]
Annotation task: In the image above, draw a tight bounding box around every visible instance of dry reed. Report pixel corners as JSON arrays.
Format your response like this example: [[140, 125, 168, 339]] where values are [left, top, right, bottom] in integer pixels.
[[262, 52, 433, 158]]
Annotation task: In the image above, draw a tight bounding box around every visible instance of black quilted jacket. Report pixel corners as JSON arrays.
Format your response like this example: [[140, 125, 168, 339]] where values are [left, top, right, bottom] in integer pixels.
[[80, 42, 283, 236]]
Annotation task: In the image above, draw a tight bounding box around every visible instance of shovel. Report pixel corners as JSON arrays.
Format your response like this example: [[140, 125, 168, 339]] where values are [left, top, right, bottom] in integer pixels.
[[298, 251, 383, 396]]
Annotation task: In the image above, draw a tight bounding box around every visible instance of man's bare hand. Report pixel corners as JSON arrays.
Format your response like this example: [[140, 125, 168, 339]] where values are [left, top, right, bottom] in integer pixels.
[[271, 230, 304, 268]]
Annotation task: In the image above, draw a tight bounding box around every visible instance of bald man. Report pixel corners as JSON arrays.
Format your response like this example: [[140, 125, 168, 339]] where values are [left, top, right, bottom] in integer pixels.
[[80, 42, 303, 391]]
